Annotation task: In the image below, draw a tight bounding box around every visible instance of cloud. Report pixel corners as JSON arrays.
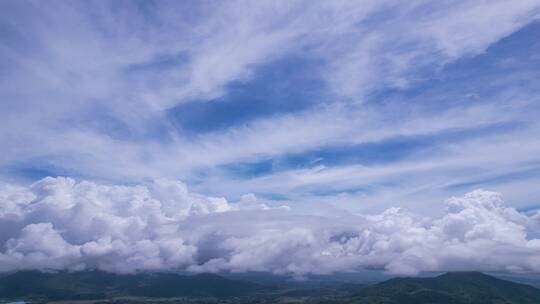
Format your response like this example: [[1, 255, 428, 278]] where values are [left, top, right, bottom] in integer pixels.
[[1, 177, 539, 276], [1, 0, 539, 185], [1, 2, 540, 276], [185, 116, 540, 215]]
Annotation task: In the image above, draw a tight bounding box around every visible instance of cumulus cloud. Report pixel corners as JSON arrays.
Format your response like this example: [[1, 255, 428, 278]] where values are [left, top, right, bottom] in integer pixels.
[[1, 177, 539, 276]]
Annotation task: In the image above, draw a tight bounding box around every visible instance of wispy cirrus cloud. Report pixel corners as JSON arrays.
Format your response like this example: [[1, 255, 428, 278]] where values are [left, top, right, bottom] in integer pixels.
[[1, 1, 540, 276]]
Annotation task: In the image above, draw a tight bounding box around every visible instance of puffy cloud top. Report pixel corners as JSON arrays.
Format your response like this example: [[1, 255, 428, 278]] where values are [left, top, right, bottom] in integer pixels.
[[0, 177, 539, 276]]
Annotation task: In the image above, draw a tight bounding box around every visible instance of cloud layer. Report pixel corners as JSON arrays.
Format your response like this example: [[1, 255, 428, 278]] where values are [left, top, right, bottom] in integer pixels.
[[1, 2, 540, 276], [1, 177, 539, 276], [1, 1, 540, 214]]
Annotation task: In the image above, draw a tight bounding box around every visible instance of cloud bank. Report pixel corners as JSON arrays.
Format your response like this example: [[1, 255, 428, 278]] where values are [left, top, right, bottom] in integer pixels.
[[1, 177, 539, 276]]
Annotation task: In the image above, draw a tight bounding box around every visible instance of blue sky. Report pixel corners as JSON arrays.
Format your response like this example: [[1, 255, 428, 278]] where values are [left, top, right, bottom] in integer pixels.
[[1, 0, 540, 214], [3, 0, 540, 276]]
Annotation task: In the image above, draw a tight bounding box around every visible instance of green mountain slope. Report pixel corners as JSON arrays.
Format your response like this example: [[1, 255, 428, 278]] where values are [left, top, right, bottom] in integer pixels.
[[0, 271, 267, 301], [347, 271, 540, 304], [1, 271, 539, 303]]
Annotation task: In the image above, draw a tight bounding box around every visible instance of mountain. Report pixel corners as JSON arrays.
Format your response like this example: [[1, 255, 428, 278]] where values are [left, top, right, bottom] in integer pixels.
[[347, 271, 540, 304], [1, 271, 540, 303], [495, 274, 540, 288], [0, 271, 267, 301]]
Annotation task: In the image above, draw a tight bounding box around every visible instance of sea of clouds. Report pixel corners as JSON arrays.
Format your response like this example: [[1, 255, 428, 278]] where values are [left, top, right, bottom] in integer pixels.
[[1, 177, 539, 276]]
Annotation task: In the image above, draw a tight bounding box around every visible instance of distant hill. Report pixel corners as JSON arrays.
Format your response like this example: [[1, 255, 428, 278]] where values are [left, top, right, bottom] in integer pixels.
[[348, 271, 540, 304], [1, 270, 540, 303], [494, 274, 540, 288], [0, 271, 267, 301]]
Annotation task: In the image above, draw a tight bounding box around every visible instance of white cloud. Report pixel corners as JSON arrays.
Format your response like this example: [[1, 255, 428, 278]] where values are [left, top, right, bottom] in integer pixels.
[[184, 116, 540, 215], [1, 0, 539, 184], [1, 2, 540, 275], [1, 177, 539, 276]]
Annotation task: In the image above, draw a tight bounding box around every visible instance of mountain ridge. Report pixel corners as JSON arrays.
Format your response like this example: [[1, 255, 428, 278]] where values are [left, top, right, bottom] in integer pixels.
[[0, 270, 268, 301], [1, 270, 540, 303], [351, 271, 540, 304]]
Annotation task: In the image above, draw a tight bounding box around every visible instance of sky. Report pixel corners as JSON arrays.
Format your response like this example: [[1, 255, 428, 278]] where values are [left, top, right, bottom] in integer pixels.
[[1, 0, 540, 276]]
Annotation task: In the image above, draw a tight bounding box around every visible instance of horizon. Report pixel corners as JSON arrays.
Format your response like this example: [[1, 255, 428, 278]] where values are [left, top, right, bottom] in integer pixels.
[[1, 1, 540, 278], [1, 268, 540, 283]]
